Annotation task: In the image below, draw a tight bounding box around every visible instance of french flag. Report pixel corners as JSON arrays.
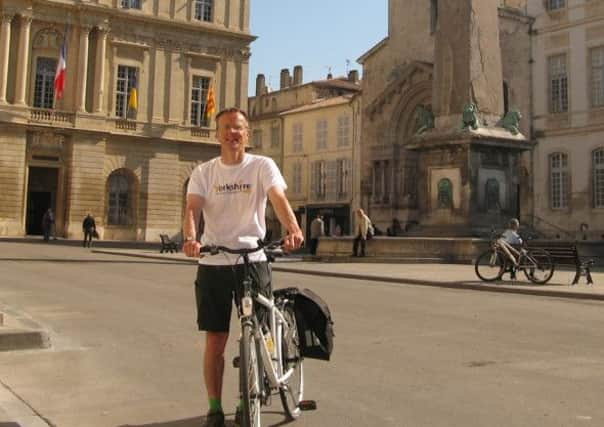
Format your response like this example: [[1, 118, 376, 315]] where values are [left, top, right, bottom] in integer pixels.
[[54, 37, 67, 101]]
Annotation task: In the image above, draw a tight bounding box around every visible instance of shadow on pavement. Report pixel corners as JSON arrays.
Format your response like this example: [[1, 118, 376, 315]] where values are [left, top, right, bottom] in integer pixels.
[[0, 423, 21, 427], [118, 411, 294, 427]]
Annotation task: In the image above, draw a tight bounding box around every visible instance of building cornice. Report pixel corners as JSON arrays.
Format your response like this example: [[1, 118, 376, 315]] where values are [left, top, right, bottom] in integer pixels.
[[28, 0, 256, 43], [536, 123, 604, 139], [533, 14, 604, 35]]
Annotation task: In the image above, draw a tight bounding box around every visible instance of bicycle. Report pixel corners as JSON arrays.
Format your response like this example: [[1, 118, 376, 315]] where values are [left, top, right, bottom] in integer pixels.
[[474, 231, 555, 284], [200, 240, 313, 427]]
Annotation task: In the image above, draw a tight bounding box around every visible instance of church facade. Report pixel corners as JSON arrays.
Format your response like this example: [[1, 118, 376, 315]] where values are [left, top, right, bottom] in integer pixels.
[[0, 0, 253, 240]]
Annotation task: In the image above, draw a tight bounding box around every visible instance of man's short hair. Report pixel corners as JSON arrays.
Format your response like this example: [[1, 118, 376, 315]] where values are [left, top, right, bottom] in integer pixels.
[[509, 218, 520, 228], [215, 108, 249, 127]]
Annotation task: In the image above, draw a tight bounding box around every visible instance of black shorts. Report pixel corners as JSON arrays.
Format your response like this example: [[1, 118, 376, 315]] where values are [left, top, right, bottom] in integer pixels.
[[194, 262, 272, 332]]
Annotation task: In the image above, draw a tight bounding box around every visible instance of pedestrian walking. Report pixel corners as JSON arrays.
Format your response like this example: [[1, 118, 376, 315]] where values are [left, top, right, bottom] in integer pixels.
[[82, 213, 96, 248], [182, 108, 304, 427], [352, 208, 373, 257], [309, 214, 325, 255], [42, 208, 55, 242]]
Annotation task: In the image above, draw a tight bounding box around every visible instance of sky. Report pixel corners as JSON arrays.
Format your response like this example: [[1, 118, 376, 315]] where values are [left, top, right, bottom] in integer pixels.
[[248, 0, 388, 95]]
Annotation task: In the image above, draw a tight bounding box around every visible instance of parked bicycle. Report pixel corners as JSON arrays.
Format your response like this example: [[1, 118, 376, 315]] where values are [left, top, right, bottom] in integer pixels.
[[475, 230, 555, 284], [200, 240, 314, 427]]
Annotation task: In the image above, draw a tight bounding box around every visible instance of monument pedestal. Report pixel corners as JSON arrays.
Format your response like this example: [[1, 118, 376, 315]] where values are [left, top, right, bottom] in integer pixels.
[[406, 126, 532, 236]]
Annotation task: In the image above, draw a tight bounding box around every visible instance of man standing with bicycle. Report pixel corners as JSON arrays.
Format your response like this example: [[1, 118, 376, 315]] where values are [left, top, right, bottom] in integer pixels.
[[182, 107, 304, 427]]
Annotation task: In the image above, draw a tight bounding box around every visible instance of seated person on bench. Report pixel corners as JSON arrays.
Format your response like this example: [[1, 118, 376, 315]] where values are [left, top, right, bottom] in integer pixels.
[[501, 218, 523, 280]]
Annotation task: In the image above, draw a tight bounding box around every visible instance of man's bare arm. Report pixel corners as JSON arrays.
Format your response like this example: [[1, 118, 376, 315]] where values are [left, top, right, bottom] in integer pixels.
[[268, 186, 304, 251], [183, 194, 204, 257]]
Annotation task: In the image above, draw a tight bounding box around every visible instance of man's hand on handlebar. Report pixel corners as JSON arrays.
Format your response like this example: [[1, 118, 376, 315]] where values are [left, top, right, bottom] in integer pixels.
[[183, 239, 202, 257], [283, 229, 304, 252]]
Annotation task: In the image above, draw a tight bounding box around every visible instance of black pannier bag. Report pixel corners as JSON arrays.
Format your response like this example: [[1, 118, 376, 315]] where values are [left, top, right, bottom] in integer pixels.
[[273, 287, 334, 361]]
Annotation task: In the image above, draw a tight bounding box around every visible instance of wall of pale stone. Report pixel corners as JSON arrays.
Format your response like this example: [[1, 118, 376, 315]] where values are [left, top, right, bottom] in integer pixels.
[[0, 127, 27, 235], [362, 1, 435, 109], [61, 135, 219, 242], [64, 135, 106, 239]]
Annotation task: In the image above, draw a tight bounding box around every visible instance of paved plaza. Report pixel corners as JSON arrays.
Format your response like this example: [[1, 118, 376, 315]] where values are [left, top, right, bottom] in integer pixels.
[[1, 240, 604, 427]]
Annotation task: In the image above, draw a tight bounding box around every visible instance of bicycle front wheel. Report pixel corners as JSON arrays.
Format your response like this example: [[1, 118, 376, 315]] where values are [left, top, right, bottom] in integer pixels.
[[475, 249, 506, 282], [240, 323, 262, 427], [279, 304, 304, 420], [523, 248, 554, 284]]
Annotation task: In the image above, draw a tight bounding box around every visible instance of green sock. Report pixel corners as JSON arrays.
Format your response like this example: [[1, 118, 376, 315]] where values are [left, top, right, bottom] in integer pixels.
[[209, 398, 222, 412]]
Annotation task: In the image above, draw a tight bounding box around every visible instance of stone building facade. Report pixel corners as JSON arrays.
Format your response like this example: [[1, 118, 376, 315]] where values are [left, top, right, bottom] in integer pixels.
[[0, 0, 253, 240], [530, 0, 604, 239], [358, 0, 533, 235], [248, 68, 361, 238]]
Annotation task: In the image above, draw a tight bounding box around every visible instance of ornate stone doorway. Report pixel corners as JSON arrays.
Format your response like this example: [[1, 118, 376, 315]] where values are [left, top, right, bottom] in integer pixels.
[[26, 167, 58, 235]]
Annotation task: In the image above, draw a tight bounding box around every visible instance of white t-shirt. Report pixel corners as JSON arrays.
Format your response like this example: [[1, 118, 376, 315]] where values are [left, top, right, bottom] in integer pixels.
[[502, 229, 523, 245], [187, 153, 286, 265]]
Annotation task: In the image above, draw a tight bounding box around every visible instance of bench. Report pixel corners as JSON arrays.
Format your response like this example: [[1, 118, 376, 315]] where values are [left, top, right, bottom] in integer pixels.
[[527, 240, 594, 285], [159, 234, 179, 253]]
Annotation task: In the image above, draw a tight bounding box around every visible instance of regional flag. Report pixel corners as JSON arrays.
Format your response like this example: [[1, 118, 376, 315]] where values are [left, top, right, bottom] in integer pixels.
[[206, 81, 216, 120], [54, 35, 67, 100], [128, 72, 138, 114]]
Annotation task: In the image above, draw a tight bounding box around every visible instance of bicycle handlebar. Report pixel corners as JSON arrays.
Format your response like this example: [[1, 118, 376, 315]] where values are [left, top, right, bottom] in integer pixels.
[[199, 239, 285, 257]]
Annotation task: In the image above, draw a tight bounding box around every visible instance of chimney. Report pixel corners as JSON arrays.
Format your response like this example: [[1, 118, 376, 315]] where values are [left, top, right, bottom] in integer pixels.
[[293, 65, 303, 85], [255, 74, 266, 97], [348, 69, 359, 84], [280, 68, 291, 89]]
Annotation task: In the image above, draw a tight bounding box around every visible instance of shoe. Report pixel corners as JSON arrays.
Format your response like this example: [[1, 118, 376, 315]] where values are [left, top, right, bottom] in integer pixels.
[[202, 410, 225, 427], [234, 406, 243, 426]]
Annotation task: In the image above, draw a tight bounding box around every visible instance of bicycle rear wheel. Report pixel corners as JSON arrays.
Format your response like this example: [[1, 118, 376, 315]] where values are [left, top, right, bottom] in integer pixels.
[[279, 305, 304, 420], [523, 248, 554, 284], [475, 250, 506, 282], [240, 323, 261, 427]]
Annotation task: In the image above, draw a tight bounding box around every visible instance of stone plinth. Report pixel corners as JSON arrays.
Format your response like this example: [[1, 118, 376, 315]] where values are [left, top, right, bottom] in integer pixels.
[[406, 126, 532, 233]]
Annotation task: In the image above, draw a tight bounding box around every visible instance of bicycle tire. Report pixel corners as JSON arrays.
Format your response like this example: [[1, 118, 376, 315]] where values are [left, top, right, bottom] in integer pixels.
[[523, 248, 554, 284], [240, 323, 262, 427], [475, 249, 506, 282], [279, 304, 304, 419]]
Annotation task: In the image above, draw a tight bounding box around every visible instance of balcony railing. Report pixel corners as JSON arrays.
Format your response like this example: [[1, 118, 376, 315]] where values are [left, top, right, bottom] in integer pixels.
[[191, 127, 211, 138], [115, 119, 137, 131], [29, 108, 76, 126]]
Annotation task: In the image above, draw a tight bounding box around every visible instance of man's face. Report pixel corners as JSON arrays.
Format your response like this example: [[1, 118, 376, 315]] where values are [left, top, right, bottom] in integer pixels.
[[217, 112, 249, 152]]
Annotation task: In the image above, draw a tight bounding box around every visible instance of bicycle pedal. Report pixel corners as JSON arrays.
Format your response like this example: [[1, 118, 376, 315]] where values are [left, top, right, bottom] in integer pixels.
[[299, 400, 317, 411], [232, 356, 240, 368]]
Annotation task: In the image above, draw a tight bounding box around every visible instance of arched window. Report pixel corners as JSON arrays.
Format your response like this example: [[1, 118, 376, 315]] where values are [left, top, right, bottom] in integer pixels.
[[549, 152, 569, 209], [485, 178, 500, 211], [107, 170, 135, 225], [593, 149, 604, 208], [437, 178, 453, 209]]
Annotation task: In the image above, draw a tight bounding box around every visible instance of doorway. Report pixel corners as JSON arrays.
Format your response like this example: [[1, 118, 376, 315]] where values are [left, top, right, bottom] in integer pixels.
[[26, 167, 58, 235]]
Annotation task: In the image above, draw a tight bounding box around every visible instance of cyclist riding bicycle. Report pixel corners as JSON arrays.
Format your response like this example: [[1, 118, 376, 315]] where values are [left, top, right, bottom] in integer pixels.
[[183, 108, 304, 427]]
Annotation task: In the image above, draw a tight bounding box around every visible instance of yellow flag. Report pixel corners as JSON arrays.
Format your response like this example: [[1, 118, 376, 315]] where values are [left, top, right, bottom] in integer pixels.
[[128, 73, 138, 112], [128, 87, 138, 112], [206, 82, 216, 120]]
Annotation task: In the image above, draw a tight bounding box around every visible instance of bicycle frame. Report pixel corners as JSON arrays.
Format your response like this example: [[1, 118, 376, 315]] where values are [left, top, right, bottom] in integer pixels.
[[244, 292, 297, 388], [236, 251, 296, 394], [495, 238, 542, 271]]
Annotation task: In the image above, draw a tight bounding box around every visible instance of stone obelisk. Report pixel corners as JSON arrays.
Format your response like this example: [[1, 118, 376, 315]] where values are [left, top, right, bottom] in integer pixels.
[[432, 0, 505, 129], [408, 0, 531, 235]]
